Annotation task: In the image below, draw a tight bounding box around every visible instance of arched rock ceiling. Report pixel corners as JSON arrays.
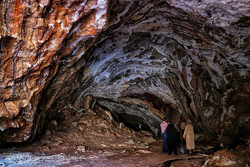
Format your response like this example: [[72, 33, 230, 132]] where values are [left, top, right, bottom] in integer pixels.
[[0, 0, 250, 143]]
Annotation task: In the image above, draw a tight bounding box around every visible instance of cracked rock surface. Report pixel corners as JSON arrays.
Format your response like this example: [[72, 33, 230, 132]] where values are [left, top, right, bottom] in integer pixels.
[[0, 0, 249, 145]]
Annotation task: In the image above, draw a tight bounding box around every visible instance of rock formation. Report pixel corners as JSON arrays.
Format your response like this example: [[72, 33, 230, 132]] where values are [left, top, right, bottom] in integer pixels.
[[0, 0, 249, 144]]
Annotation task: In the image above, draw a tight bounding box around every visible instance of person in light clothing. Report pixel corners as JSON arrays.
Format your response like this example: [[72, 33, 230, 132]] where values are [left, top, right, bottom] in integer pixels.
[[183, 119, 195, 155], [160, 117, 168, 154]]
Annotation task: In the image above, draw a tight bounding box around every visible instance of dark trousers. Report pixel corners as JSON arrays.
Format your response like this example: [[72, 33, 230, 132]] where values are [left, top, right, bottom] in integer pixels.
[[162, 133, 168, 153], [167, 142, 178, 155], [180, 130, 186, 146]]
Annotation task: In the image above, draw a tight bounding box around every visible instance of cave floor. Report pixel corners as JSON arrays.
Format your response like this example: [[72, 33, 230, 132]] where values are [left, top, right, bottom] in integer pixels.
[[0, 139, 208, 167], [1, 139, 249, 167]]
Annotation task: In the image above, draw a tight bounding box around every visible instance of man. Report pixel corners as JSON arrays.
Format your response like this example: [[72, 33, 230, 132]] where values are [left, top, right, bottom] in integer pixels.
[[183, 119, 195, 155], [166, 121, 179, 155], [160, 117, 168, 154]]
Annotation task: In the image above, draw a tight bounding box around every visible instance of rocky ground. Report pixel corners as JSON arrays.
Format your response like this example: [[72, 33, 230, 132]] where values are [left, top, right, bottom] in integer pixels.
[[0, 108, 250, 167]]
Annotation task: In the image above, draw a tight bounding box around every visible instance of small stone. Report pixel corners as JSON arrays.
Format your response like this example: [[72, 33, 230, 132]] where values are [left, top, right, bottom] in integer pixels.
[[46, 130, 51, 136], [43, 146, 50, 151], [115, 131, 123, 138], [77, 145, 86, 152], [136, 150, 152, 154], [50, 120, 58, 126], [72, 122, 78, 127], [127, 140, 134, 144], [119, 122, 124, 129], [136, 145, 150, 150], [118, 144, 127, 147], [145, 138, 156, 145], [52, 142, 62, 146], [139, 130, 153, 137]]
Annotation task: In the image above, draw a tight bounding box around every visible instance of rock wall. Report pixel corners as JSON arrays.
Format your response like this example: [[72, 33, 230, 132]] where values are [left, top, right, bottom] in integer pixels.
[[0, 0, 109, 142], [0, 0, 250, 143]]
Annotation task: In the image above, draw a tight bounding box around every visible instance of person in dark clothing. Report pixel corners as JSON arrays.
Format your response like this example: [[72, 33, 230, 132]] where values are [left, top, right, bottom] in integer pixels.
[[166, 122, 179, 155]]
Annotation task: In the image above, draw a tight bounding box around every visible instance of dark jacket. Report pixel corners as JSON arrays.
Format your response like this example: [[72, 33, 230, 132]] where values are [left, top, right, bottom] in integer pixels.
[[166, 123, 179, 144]]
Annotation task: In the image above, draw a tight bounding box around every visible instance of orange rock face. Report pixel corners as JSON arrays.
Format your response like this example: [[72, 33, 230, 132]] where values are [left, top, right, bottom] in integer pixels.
[[0, 0, 108, 142]]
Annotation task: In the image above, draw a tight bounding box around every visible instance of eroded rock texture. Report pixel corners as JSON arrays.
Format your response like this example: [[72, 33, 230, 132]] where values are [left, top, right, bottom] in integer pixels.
[[0, 0, 250, 143]]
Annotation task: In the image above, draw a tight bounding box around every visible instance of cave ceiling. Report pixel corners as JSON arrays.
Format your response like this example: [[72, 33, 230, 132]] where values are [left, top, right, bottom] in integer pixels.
[[0, 0, 250, 143]]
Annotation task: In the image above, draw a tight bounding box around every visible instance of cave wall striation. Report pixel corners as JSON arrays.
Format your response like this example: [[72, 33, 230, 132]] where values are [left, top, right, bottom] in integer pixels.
[[0, 0, 250, 143]]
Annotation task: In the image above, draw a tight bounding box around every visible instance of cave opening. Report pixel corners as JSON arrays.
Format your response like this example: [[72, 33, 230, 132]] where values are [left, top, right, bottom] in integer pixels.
[[115, 113, 152, 133], [117, 114, 142, 132]]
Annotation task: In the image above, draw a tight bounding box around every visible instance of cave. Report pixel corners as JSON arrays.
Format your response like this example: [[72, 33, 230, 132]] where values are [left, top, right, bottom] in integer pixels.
[[0, 0, 250, 166]]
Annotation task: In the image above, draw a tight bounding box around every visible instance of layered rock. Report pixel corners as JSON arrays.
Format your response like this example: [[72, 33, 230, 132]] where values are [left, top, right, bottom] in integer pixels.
[[0, 0, 109, 142], [0, 0, 250, 143]]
